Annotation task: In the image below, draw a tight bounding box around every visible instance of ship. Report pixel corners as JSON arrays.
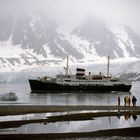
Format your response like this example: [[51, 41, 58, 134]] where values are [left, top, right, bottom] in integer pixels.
[[29, 55, 132, 93]]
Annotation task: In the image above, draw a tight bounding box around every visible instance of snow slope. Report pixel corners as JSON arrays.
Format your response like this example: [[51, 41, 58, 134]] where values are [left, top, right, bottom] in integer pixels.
[[0, 14, 140, 72]]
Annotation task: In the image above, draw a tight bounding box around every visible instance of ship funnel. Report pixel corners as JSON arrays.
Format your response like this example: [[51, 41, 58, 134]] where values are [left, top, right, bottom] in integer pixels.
[[76, 68, 85, 76]]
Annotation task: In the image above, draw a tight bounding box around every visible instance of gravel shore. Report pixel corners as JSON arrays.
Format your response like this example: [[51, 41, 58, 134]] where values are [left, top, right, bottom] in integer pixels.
[[0, 105, 139, 115]]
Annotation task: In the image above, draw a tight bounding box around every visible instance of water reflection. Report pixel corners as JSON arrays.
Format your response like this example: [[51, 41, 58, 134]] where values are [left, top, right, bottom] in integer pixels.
[[0, 83, 137, 106], [0, 111, 139, 134], [132, 115, 137, 121], [117, 112, 138, 121], [29, 92, 132, 105], [0, 82, 140, 136], [2, 115, 140, 134], [124, 114, 137, 121]]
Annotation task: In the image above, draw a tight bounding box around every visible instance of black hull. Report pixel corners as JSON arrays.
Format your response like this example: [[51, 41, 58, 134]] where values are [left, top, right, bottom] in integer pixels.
[[29, 79, 132, 93]]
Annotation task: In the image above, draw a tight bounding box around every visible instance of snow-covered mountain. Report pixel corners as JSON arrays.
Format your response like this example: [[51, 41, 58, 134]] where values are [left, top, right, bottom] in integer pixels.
[[69, 17, 140, 60], [0, 13, 83, 71], [0, 13, 140, 71]]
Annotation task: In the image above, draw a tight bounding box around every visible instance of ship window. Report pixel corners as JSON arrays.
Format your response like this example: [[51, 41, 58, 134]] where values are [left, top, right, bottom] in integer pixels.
[[65, 80, 71, 82]]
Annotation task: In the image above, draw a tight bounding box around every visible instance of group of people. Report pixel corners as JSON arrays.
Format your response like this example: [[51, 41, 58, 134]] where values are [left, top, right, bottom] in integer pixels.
[[118, 95, 137, 107], [117, 95, 137, 121]]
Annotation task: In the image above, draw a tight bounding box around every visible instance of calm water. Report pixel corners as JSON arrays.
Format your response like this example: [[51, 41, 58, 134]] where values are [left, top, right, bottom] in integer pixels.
[[0, 81, 140, 139]]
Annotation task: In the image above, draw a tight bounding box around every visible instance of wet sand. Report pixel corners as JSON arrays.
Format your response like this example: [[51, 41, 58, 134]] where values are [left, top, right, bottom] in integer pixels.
[[0, 105, 140, 139], [0, 111, 139, 129], [0, 127, 140, 140], [0, 105, 139, 115]]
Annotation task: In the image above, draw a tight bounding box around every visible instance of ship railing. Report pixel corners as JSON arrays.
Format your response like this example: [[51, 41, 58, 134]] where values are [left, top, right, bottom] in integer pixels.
[[56, 74, 72, 78]]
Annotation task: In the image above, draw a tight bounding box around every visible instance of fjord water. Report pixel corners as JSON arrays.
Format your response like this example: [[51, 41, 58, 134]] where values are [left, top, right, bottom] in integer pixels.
[[0, 81, 140, 139], [0, 81, 139, 106]]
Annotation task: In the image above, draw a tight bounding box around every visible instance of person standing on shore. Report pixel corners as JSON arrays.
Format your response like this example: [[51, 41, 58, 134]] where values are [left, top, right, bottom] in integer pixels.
[[118, 96, 121, 112], [128, 97, 131, 107], [132, 96, 137, 106], [124, 96, 126, 106], [118, 96, 120, 106], [124, 96, 129, 106]]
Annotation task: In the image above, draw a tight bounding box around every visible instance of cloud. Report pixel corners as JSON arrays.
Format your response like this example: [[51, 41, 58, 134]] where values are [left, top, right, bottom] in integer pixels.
[[0, 0, 140, 35]]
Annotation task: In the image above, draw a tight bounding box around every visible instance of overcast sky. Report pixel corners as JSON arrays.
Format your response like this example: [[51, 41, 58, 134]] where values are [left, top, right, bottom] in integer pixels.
[[1, 0, 140, 35]]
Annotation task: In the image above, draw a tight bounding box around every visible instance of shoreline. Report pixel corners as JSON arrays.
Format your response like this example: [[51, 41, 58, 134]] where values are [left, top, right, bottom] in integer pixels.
[[0, 127, 140, 139], [0, 111, 139, 129], [0, 105, 140, 139], [0, 105, 139, 115]]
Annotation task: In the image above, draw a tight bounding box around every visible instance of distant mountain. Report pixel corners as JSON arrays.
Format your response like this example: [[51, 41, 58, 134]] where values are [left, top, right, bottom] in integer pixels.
[[0, 13, 140, 71], [118, 61, 140, 81], [70, 16, 140, 59], [0, 13, 83, 71]]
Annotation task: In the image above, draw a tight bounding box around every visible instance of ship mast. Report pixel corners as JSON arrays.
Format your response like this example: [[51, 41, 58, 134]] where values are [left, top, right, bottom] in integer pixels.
[[107, 53, 110, 79], [66, 55, 69, 75]]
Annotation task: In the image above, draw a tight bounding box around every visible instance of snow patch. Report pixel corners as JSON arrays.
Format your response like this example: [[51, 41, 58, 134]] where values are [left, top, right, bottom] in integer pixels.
[[0, 35, 23, 58], [29, 21, 34, 28], [113, 51, 119, 58], [43, 44, 61, 61], [111, 26, 136, 55], [66, 34, 106, 62], [116, 38, 130, 58]]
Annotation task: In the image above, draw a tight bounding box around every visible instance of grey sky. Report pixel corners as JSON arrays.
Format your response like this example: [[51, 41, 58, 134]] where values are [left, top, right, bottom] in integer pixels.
[[0, 0, 140, 35]]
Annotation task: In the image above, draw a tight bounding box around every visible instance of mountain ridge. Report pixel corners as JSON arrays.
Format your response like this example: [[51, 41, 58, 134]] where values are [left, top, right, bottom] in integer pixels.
[[0, 13, 140, 71]]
